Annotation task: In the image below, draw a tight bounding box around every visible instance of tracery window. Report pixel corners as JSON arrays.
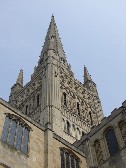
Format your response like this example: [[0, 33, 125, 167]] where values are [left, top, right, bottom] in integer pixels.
[[60, 148, 80, 168], [1, 113, 31, 155], [105, 128, 119, 156], [119, 120, 126, 144], [94, 139, 104, 165]]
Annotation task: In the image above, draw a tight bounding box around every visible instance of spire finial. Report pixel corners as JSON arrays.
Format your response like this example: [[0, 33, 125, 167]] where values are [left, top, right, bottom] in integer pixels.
[[40, 15, 66, 60], [84, 66, 92, 83], [16, 69, 23, 87], [51, 14, 54, 18]]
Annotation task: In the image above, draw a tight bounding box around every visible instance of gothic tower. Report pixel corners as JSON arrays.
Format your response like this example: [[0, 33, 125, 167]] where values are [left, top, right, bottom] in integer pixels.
[[9, 16, 104, 143]]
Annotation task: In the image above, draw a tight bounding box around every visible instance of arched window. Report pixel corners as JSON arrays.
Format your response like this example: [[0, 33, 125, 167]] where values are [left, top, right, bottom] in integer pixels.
[[25, 105, 28, 115], [119, 120, 126, 144], [63, 92, 67, 106], [37, 94, 40, 107], [89, 111, 93, 125], [1, 113, 31, 154], [94, 139, 104, 165], [66, 121, 70, 134], [105, 128, 119, 156]]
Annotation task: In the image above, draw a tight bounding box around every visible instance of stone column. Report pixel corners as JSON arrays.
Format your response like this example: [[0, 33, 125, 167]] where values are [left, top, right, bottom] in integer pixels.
[[100, 138, 108, 161], [115, 125, 125, 149], [44, 123, 54, 168]]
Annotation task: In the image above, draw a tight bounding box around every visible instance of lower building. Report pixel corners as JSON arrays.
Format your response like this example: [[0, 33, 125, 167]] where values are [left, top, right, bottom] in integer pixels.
[[74, 100, 126, 168], [1, 98, 126, 168]]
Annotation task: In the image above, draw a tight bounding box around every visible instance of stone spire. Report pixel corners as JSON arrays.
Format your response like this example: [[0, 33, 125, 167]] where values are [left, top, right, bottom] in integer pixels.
[[84, 66, 92, 83], [40, 15, 66, 59], [16, 69, 23, 87]]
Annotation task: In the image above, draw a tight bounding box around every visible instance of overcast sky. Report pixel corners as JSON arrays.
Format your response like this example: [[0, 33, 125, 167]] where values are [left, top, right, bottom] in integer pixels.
[[0, 0, 126, 116]]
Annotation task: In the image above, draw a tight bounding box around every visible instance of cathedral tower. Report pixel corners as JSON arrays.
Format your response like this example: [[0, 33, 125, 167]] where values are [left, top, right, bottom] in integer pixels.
[[9, 16, 104, 143]]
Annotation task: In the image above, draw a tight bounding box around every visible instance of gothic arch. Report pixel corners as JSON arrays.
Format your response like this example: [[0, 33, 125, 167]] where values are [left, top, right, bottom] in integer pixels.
[[104, 126, 119, 156], [4, 113, 32, 130]]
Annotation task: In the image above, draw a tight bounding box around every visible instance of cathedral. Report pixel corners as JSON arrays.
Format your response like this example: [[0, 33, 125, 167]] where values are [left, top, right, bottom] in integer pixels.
[[0, 16, 126, 168]]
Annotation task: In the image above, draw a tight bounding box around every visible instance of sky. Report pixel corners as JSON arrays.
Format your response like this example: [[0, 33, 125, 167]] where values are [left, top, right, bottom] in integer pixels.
[[0, 0, 126, 116]]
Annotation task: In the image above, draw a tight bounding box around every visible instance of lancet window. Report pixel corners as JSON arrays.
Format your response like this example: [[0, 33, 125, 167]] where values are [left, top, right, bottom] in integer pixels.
[[66, 121, 70, 134], [105, 128, 119, 156]]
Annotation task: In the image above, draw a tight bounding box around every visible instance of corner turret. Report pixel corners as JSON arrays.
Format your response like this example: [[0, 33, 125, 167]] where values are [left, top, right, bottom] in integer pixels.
[[84, 66, 104, 124], [16, 69, 23, 86], [84, 66, 97, 93], [9, 69, 23, 106], [84, 66, 92, 83]]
